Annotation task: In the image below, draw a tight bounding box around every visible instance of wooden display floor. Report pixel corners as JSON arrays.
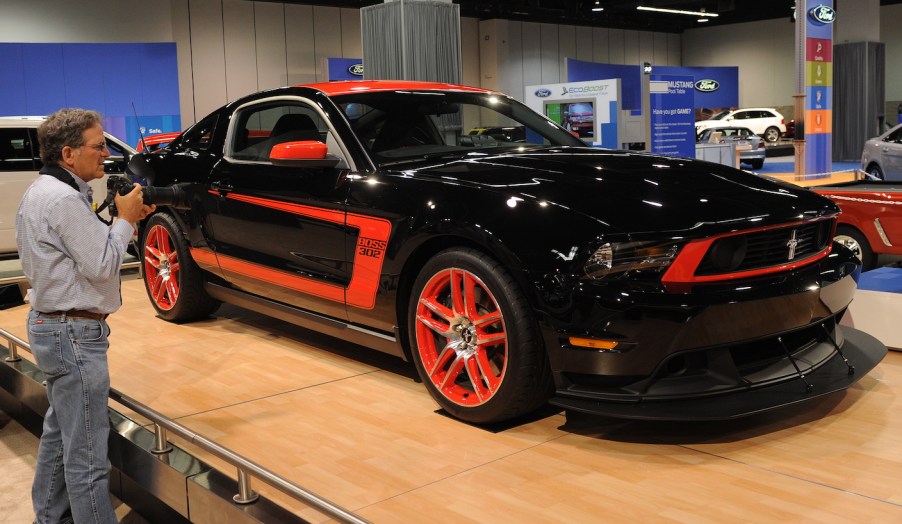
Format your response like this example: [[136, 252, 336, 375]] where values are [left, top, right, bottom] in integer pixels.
[[2, 278, 901, 522]]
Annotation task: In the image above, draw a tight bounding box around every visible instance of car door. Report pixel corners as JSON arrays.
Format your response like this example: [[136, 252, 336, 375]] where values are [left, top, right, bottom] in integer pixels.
[[204, 97, 356, 320], [880, 126, 902, 179], [0, 126, 39, 254]]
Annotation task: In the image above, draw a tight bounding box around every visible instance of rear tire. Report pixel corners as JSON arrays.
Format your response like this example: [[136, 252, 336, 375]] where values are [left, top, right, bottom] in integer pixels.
[[748, 159, 764, 169], [407, 248, 553, 424], [835, 225, 875, 271], [140, 213, 221, 322]]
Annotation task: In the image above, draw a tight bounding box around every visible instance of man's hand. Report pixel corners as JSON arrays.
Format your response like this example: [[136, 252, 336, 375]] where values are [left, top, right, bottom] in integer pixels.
[[114, 183, 156, 225]]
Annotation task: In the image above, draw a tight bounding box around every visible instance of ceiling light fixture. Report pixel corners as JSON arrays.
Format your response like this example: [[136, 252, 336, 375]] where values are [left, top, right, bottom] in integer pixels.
[[637, 6, 719, 17], [592, 1, 604, 12], [698, 17, 709, 22]]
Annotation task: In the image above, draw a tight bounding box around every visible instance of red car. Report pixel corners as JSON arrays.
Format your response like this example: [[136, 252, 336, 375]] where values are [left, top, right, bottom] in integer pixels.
[[135, 131, 182, 152], [812, 180, 902, 270]]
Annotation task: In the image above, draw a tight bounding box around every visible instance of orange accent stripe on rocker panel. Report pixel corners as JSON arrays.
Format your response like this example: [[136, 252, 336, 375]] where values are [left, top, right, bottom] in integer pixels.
[[209, 192, 392, 309], [189, 247, 219, 268]]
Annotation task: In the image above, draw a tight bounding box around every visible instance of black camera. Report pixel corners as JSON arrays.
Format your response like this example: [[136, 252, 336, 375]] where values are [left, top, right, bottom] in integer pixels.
[[106, 175, 191, 215]]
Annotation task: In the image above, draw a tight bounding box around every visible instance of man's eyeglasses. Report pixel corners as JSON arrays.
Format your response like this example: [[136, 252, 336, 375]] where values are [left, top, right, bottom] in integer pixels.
[[81, 142, 109, 153]]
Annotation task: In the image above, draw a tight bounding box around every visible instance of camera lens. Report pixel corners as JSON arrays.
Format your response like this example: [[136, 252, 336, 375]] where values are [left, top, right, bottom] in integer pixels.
[[143, 185, 190, 209]]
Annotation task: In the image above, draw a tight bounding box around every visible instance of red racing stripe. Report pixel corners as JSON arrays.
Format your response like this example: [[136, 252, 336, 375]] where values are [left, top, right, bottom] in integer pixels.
[[204, 193, 392, 309]]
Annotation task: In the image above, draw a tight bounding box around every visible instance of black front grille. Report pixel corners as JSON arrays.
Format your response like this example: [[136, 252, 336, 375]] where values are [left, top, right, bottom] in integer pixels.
[[696, 219, 832, 276]]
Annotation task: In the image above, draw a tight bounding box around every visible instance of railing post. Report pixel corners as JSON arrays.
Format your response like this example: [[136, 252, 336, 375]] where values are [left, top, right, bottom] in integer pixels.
[[233, 468, 259, 504], [4, 341, 20, 362], [151, 423, 173, 454], [3, 327, 370, 523]]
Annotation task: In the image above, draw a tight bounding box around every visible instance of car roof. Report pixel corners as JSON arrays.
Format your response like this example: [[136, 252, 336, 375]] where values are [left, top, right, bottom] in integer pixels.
[[727, 107, 779, 112], [0, 116, 46, 127], [142, 131, 181, 143], [702, 126, 756, 133], [298, 80, 496, 96]]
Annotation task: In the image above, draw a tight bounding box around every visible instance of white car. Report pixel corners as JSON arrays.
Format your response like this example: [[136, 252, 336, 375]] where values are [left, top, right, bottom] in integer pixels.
[[695, 108, 787, 143], [860, 122, 902, 180], [0, 116, 136, 256]]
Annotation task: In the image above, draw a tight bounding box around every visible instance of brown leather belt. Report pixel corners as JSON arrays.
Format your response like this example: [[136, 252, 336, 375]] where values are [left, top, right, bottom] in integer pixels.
[[41, 309, 108, 321]]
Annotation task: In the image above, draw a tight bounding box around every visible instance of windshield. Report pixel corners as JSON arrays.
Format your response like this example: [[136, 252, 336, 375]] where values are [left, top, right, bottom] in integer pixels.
[[709, 110, 731, 120], [332, 91, 585, 166]]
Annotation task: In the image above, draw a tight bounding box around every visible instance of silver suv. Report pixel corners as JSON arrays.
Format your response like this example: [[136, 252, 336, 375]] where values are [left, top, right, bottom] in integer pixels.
[[695, 108, 787, 143], [0, 116, 135, 255]]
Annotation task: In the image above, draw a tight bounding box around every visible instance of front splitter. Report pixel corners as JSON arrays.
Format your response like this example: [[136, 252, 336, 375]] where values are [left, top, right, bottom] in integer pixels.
[[549, 327, 888, 421]]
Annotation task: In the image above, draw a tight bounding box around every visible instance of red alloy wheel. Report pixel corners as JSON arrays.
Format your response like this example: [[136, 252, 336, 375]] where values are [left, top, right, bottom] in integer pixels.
[[414, 267, 508, 406], [143, 224, 180, 311]]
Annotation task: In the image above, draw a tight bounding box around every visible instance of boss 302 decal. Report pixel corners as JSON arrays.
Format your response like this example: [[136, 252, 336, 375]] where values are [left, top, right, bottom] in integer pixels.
[[199, 191, 392, 309]]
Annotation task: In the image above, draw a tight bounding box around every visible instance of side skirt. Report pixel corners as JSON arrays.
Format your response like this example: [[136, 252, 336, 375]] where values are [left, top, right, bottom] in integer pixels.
[[204, 282, 405, 358]]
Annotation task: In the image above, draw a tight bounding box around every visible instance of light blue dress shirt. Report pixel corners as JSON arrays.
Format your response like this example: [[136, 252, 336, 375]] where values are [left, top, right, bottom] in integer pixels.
[[16, 170, 135, 315]]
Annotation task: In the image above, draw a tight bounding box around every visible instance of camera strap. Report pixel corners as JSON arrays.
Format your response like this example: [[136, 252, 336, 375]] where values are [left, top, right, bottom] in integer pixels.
[[39, 165, 111, 225], [39, 164, 80, 192]]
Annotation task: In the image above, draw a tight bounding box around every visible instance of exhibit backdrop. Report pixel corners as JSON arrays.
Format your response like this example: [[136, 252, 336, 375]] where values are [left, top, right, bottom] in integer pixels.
[[524, 79, 622, 149], [566, 58, 738, 112], [0, 42, 180, 148], [803, 0, 834, 176], [649, 75, 696, 159]]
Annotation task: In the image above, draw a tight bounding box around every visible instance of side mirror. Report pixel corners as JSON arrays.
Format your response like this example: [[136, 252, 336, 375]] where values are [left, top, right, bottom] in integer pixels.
[[270, 140, 340, 168]]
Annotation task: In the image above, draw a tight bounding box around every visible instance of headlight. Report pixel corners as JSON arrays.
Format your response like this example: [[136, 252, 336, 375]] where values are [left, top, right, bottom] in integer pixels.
[[584, 241, 681, 280]]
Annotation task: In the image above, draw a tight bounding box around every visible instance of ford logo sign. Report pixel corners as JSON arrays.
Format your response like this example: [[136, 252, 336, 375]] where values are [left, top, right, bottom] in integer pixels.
[[808, 4, 836, 24], [348, 63, 364, 76], [695, 79, 719, 92], [534, 88, 552, 98]]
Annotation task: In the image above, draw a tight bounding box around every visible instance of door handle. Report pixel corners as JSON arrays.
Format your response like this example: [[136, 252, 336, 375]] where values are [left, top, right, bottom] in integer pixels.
[[211, 179, 233, 193]]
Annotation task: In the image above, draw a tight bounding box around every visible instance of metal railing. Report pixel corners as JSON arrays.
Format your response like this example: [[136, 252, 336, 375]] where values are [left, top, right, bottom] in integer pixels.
[[0, 327, 370, 524]]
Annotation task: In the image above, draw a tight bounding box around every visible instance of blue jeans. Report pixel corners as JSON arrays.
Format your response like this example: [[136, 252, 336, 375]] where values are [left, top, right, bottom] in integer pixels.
[[28, 309, 117, 524]]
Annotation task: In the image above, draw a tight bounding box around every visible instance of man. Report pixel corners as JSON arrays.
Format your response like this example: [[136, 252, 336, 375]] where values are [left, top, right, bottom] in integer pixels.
[[16, 109, 154, 523]]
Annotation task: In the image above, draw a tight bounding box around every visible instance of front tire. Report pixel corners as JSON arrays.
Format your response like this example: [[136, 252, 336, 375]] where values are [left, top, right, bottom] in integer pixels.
[[835, 225, 875, 271], [141, 213, 221, 322], [408, 248, 553, 424], [866, 164, 885, 180]]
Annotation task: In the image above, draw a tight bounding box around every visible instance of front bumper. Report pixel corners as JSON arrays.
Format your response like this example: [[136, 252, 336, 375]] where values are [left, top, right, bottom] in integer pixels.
[[536, 247, 886, 419], [550, 327, 885, 420]]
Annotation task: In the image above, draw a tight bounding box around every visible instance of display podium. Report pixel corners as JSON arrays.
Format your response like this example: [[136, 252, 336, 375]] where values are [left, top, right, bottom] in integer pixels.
[[841, 266, 902, 351]]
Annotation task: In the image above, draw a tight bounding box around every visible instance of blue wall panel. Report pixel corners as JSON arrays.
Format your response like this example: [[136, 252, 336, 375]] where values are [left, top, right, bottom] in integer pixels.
[[0, 46, 28, 115], [0, 42, 180, 147], [21, 44, 67, 115], [140, 44, 181, 115], [63, 44, 107, 113]]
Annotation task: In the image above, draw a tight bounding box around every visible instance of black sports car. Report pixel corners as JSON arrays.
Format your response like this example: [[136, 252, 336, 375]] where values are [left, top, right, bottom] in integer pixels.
[[128, 81, 886, 424]]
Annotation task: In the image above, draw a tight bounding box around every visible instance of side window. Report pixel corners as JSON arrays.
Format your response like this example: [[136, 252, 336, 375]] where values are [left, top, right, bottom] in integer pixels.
[[734, 111, 750, 120], [181, 113, 219, 151], [230, 101, 327, 162], [0, 128, 36, 172], [886, 127, 902, 144]]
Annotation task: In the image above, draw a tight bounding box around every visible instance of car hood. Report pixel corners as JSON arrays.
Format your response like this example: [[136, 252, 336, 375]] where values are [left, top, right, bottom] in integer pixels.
[[396, 147, 836, 235]]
